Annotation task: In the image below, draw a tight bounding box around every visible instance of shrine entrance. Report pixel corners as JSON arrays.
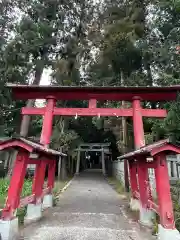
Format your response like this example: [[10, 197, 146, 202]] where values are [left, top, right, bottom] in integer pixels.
[[74, 143, 111, 175], [1, 84, 180, 240]]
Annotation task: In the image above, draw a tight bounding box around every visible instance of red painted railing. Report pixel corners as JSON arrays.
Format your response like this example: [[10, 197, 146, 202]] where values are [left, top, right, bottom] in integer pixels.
[[19, 187, 50, 208], [133, 190, 160, 215]]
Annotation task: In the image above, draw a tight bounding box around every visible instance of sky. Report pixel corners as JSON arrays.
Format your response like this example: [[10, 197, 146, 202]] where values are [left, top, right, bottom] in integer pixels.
[[36, 69, 52, 106], [40, 68, 51, 86]]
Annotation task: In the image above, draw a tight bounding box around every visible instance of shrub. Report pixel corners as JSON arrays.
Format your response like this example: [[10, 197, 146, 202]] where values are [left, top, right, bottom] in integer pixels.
[[0, 178, 32, 225], [0, 178, 10, 207], [171, 181, 180, 231]]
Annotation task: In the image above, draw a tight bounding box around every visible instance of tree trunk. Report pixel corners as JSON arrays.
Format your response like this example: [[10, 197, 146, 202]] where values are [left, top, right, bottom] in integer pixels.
[[20, 64, 44, 138], [58, 156, 62, 180], [121, 71, 129, 191], [58, 147, 63, 180], [20, 99, 34, 137], [61, 156, 67, 180], [6, 150, 18, 179]]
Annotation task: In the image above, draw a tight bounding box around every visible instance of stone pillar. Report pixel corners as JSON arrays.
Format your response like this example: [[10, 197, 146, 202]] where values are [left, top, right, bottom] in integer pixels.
[[58, 155, 62, 180], [101, 149, 106, 176], [167, 161, 171, 177], [173, 161, 177, 178], [76, 150, 80, 175]]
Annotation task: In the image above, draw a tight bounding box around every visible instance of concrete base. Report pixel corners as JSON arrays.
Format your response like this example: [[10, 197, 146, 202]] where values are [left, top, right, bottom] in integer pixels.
[[139, 206, 154, 227], [158, 224, 180, 240], [130, 198, 140, 211], [25, 203, 42, 222], [0, 218, 18, 240], [43, 194, 53, 209]]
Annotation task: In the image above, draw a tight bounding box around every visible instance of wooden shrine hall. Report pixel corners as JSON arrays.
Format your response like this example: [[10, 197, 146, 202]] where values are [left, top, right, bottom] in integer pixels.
[[1, 84, 180, 240]]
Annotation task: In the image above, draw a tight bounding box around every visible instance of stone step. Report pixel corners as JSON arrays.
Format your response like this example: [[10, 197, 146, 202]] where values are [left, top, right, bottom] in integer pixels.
[[38, 212, 135, 230], [27, 226, 143, 240]]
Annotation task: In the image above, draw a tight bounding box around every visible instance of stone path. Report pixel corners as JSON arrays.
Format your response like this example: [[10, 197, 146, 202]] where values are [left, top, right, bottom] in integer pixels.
[[20, 170, 154, 240]]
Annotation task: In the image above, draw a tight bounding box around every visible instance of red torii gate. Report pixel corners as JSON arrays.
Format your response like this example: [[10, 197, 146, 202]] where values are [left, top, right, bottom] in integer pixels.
[[8, 84, 171, 148], [2, 84, 180, 240]]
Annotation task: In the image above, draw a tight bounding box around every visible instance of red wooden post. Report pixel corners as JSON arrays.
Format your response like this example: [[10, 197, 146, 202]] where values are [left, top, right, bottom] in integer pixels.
[[47, 159, 56, 193], [131, 97, 153, 222], [155, 153, 175, 229], [137, 159, 154, 225], [32, 160, 47, 203], [40, 96, 56, 147], [89, 99, 97, 108], [132, 97, 145, 149], [2, 151, 29, 220], [129, 97, 145, 200], [128, 160, 138, 195], [137, 159, 149, 204]]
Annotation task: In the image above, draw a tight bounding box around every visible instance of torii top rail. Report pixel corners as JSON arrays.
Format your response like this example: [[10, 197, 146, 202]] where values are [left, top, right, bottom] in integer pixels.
[[7, 84, 180, 101], [75, 143, 111, 153]]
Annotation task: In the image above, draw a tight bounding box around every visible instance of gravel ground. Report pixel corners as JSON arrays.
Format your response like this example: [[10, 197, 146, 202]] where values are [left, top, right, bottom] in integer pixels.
[[20, 170, 154, 240]]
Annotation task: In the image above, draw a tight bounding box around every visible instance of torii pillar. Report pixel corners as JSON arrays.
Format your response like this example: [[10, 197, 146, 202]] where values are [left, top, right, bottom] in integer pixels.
[[101, 149, 106, 176], [26, 97, 56, 221], [76, 149, 81, 175], [130, 97, 154, 225]]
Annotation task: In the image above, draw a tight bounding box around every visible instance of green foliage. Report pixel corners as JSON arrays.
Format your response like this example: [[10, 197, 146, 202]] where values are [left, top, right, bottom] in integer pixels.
[[144, 133, 154, 145], [21, 179, 33, 197], [52, 129, 81, 151], [171, 181, 180, 231], [152, 214, 159, 235], [0, 178, 9, 206], [0, 178, 70, 225], [52, 179, 71, 206], [101, 1, 144, 79], [0, 178, 32, 211], [147, 95, 180, 141], [107, 177, 125, 194]]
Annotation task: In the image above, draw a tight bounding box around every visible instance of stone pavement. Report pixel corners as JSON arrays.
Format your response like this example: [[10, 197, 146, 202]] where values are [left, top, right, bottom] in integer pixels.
[[20, 170, 154, 240]]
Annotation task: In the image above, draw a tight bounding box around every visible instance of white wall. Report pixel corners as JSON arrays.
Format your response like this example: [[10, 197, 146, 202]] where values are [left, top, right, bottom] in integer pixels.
[[112, 155, 180, 194], [112, 160, 125, 186]]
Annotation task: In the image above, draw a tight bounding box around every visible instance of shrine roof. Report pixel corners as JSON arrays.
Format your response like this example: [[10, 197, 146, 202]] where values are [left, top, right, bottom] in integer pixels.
[[0, 137, 66, 157], [117, 138, 180, 160], [6, 84, 180, 101]]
